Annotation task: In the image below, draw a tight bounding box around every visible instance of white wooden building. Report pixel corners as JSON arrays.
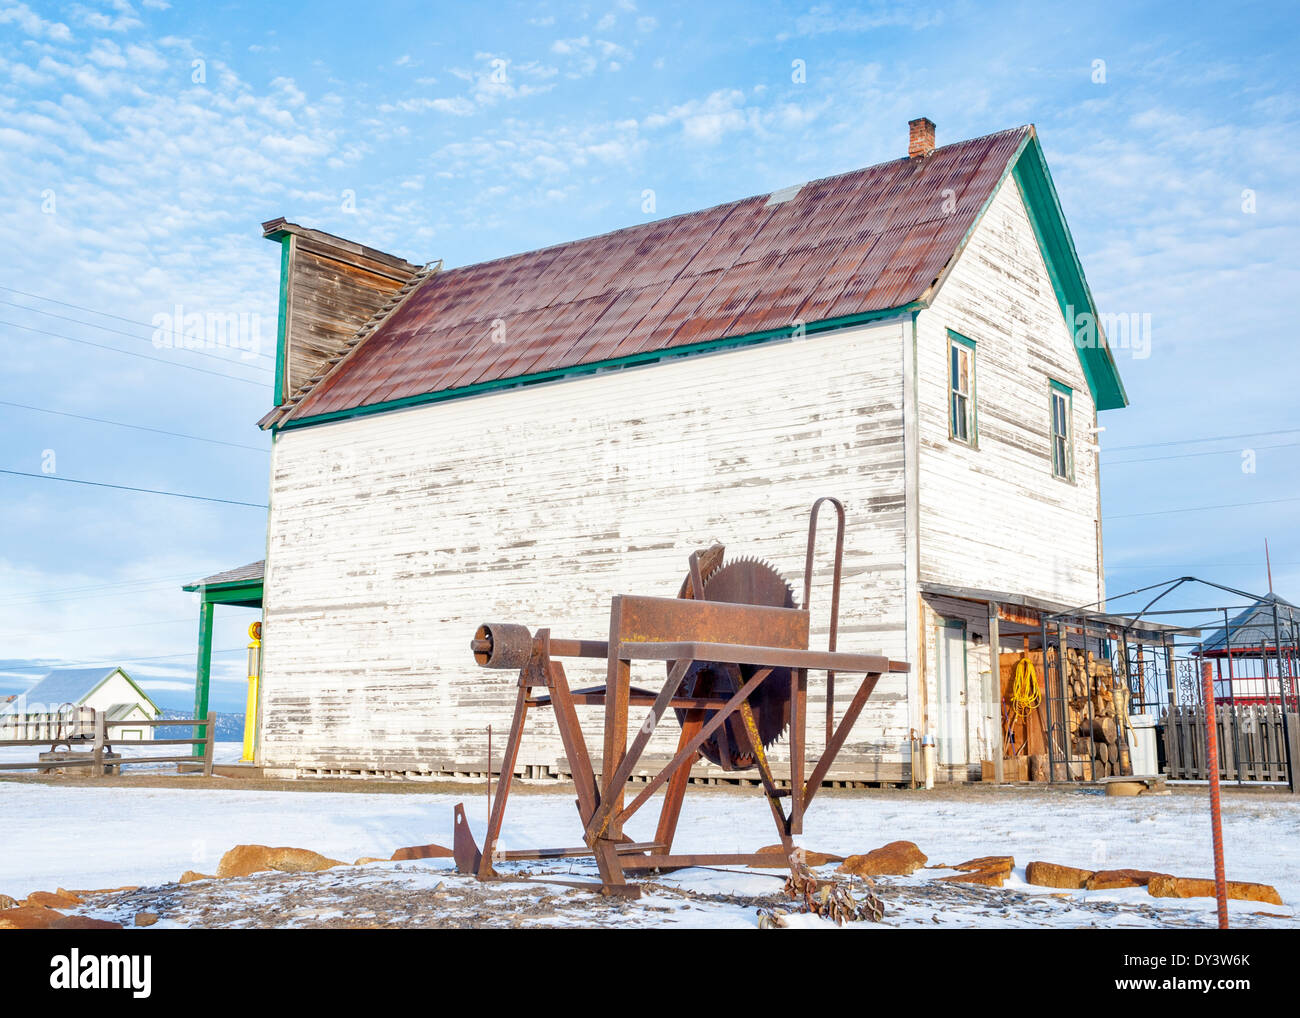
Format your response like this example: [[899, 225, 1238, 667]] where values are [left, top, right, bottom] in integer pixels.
[[2, 667, 160, 741], [250, 119, 1128, 783]]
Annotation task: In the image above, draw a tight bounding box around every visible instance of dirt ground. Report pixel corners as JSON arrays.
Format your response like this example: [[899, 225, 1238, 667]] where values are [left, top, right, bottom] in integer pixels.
[[4, 767, 1289, 802]]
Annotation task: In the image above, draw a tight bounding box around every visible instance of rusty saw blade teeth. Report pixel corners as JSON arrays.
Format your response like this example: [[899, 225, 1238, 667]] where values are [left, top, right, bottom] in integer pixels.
[[672, 555, 797, 769]]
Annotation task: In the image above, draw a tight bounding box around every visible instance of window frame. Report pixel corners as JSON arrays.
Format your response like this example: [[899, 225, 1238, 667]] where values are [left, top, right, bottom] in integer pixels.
[[1049, 379, 1074, 481], [946, 330, 978, 447]]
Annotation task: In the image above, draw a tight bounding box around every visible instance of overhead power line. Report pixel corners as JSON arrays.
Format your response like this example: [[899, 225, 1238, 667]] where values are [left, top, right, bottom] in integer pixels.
[[0, 283, 275, 361], [0, 468, 268, 508], [0, 319, 270, 387], [1104, 427, 1300, 454], [29, 647, 248, 670], [0, 617, 195, 638], [0, 399, 269, 453], [0, 299, 274, 374], [1109, 494, 1300, 520], [1104, 441, 1300, 466], [0, 578, 194, 609]]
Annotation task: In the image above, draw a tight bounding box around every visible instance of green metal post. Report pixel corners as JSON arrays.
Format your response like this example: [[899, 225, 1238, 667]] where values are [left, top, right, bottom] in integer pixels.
[[193, 598, 214, 757]]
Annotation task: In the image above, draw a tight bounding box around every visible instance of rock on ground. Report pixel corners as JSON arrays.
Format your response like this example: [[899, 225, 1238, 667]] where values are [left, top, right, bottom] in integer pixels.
[[837, 841, 927, 876], [217, 845, 345, 878]]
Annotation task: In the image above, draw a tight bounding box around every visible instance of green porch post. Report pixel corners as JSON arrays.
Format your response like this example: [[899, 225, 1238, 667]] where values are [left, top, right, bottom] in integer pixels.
[[193, 598, 214, 757]]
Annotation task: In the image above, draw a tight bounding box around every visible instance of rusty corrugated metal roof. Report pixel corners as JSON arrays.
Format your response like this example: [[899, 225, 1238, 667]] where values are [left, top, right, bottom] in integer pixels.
[[282, 126, 1032, 423]]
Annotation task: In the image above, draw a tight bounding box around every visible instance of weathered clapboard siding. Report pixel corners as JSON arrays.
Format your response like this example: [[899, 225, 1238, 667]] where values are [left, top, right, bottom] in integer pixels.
[[260, 316, 914, 778], [911, 175, 1104, 766], [914, 176, 1101, 605]]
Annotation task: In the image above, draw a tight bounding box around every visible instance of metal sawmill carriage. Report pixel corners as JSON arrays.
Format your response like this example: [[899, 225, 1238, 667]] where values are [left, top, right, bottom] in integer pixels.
[[452, 497, 911, 897]]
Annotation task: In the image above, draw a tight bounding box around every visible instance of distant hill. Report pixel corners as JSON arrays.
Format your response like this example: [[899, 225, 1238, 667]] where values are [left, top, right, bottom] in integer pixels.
[[158, 709, 245, 742]]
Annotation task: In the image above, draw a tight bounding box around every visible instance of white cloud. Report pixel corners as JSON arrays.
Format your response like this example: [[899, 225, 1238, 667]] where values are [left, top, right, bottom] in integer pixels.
[[70, 0, 143, 33], [0, 2, 73, 41]]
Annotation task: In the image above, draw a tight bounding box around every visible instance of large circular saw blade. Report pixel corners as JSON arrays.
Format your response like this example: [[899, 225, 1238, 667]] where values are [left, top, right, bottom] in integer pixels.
[[671, 557, 796, 770]]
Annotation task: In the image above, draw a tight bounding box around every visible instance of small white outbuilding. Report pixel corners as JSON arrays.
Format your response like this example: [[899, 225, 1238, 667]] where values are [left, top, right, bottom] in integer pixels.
[[5, 667, 161, 741]]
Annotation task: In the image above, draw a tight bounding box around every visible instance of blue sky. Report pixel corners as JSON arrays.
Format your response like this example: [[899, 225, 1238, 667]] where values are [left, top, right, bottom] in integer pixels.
[[1, 0, 1297, 712]]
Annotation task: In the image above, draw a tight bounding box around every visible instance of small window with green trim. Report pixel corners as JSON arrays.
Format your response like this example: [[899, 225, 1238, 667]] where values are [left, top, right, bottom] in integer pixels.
[[1049, 380, 1073, 480], [947, 331, 976, 446]]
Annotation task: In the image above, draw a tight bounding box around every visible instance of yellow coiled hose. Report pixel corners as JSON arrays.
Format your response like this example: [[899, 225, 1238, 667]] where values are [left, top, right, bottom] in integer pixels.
[[1004, 655, 1042, 754]]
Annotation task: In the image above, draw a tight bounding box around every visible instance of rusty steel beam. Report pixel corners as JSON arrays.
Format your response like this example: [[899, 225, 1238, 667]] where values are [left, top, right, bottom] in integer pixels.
[[526, 690, 731, 710], [617, 640, 907, 676]]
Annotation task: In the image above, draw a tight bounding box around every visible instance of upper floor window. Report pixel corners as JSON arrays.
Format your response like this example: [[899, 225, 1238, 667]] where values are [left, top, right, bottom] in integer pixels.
[[1050, 380, 1073, 480], [947, 331, 976, 446]]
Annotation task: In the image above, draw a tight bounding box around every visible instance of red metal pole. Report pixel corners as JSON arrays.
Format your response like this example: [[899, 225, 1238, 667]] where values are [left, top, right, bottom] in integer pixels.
[[1201, 661, 1229, 929]]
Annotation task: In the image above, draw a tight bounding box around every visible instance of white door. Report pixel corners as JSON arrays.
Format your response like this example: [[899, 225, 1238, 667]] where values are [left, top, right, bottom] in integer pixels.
[[936, 621, 969, 766]]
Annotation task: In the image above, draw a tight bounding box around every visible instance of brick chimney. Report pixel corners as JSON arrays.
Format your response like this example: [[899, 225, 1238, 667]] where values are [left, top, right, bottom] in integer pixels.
[[908, 117, 936, 158]]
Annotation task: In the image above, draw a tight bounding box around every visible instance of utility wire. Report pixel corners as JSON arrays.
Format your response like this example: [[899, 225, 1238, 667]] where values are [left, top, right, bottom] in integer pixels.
[[0, 399, 269, 453], [0, 468, 267, 508], [1107, 561, 1298, 570], [1104, 427, 1300, 453], [0, 579, 194, 609], [0, 319, 270, 387], [1109, 494, 1300, 520], [0, 283, 275, 361], [0, 617, 194, 638], [29, 647, 247, 670], [0, 299, 273, 374], [1104, 441, 1300, 466]]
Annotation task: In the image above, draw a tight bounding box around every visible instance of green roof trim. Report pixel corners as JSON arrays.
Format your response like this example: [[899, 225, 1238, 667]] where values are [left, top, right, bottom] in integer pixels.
[[182, 578, 264, 608], [1012, 135, 1128, 411], [268, 230, 293, 406], [85, 667, 161, 716], [277, 303, 921, 430]]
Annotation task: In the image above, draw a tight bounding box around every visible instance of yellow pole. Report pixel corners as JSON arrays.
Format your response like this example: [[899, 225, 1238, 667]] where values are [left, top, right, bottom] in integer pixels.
[[243, 621, 262, 763]]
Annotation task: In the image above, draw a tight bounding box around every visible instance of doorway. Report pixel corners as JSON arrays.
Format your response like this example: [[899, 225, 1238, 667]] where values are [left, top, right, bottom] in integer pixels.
[[936, 619, 969, 766]]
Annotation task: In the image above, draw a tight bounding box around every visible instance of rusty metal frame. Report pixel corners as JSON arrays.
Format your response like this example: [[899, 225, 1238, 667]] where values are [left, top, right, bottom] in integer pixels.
[[454, 501, 910, 898]]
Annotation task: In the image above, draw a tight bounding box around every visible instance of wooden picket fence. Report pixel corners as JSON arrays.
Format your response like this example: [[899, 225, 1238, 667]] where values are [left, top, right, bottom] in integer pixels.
[[0, 710, 215, 776], [1163, 703, 1297, 784]]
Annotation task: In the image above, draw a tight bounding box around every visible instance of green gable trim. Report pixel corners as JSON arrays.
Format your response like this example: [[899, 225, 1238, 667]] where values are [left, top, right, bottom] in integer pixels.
[[1012, 136, 1128, 411], [268, 231, 293, 406], [83, 667, 161, 716], [276, 302, 922, 430]]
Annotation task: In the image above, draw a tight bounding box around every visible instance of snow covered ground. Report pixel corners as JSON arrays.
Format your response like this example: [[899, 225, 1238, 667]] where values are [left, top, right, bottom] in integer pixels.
[[1, 767, 1296, 928]]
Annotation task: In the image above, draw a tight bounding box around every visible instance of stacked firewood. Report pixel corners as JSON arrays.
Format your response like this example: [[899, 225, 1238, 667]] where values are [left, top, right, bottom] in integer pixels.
[[1061, 648, 1132, 778]]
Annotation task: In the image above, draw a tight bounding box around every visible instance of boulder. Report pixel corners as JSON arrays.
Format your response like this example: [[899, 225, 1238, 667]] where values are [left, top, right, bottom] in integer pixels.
[[353, 857, 388, 866], [0, 905, 65, 929], [134, 912, 160, 927], [389, 843, 455, 862], [50, 916, 123, 930], [0, 894, 16, 910], [1086, 868, 1167, 890], [1025, 861, 1094, 889], [217, 845, 345, 878], [1148, 875, 1282, 906], [938, 867, 1009, 887], [938, 856, 1014, 887], [949, 855, 1014, 872], [26, 889, 82, 908], [836, 841, 927, 877], [179, 870, 213, 884], [751, 845, 844, 868]]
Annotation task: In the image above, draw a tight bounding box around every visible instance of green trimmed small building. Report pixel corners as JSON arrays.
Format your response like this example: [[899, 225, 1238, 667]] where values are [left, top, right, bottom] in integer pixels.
[[4, 667, 160, 741]]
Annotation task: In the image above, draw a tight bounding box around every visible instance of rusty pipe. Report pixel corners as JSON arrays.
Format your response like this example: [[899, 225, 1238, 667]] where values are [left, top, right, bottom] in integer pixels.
[[804, 496, 846, 744]]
